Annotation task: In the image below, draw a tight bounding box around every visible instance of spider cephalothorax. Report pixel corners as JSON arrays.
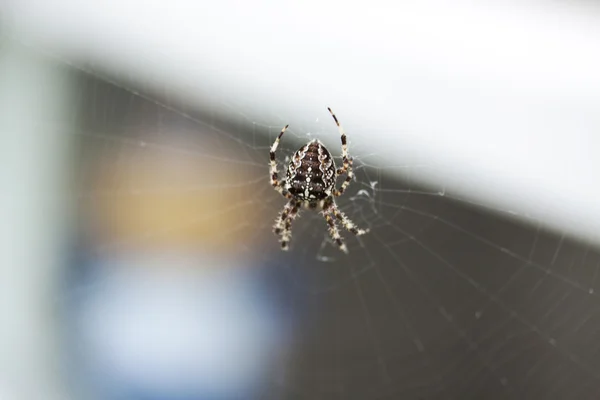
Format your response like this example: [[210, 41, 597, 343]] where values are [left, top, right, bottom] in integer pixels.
[[269, 107, 368, 253]]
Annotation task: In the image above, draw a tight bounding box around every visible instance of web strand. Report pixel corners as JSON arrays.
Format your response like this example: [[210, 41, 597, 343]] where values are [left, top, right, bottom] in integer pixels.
[[63, 61, 600, 399]]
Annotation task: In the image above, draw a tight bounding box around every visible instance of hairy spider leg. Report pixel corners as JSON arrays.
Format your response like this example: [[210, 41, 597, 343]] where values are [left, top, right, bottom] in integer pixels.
[[270, 124, 292, 198], [330, 205, 369, 236], [273, 199, 294, 235], [322, 209, 348, 254], [327, 107, 354, 197], [279, 201, 301, 250], [336, 156, 353, 176]]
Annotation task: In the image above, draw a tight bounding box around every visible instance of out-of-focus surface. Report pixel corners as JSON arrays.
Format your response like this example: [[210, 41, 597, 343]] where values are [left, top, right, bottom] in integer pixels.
[[4, 0, 600, 242], [3, 2, 600, 400], [63, 78, 302, 400], [0, 41, 75, 400]]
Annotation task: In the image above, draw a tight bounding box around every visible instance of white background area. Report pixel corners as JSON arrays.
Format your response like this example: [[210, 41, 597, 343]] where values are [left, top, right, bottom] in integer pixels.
[[5, 0, 600, 242]]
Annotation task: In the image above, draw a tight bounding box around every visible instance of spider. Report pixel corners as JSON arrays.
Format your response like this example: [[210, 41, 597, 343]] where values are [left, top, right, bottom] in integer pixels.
[[269, 107, 369, 253]]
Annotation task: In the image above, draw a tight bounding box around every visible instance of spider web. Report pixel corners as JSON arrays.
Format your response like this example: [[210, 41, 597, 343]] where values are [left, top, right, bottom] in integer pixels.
[[64, 63, 600, 400]]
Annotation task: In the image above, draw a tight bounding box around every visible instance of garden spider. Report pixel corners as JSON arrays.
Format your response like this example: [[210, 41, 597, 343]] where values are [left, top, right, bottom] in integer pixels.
[[269, 107, 369, 253]]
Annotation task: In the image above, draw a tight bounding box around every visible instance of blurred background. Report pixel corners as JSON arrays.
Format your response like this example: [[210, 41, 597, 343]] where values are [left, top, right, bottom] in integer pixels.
[[2, 1, 600, 399]]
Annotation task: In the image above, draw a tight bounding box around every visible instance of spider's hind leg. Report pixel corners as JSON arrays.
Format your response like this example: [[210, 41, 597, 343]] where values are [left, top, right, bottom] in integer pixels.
[[273, 200, 300, 251], [322, 210, 348, 254], [330, 203, 369, 236]]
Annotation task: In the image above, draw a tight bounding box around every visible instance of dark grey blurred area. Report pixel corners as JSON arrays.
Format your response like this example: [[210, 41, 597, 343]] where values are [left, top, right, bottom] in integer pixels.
[[72, 70, 600, 400]]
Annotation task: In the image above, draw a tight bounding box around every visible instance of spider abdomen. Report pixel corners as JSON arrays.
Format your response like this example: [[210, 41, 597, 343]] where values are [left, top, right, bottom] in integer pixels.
[[286, 140, 336, 201]]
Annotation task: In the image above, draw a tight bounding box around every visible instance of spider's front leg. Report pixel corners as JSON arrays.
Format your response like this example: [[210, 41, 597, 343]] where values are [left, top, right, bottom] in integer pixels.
[[328, 107, 351, 173], [269, 124, 292, 198], [273, 200, 300, 250], [327, 108, 355, 197], [336, 156, 353, 176], [333, 162, 355, 197]]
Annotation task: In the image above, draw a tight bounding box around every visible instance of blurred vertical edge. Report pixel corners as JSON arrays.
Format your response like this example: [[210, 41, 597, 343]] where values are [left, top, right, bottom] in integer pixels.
[[0, 37, 76, 399]]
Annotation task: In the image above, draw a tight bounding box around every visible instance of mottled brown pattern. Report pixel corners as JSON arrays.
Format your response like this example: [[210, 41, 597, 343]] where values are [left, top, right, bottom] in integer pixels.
[[270, 108, 368, 253], [287, 142, 335, 201]]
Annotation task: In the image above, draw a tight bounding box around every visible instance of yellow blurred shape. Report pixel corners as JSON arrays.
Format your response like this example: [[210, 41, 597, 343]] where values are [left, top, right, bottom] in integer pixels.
[[87, 142, 261, 254]]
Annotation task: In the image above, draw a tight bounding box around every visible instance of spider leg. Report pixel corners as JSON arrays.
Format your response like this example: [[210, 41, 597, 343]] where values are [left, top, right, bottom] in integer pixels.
[[273, 200, 300, 250], [280, 215, 297, 251], [327, 108, 354, 197], [273, 199, 294, 236], [336, 156, 353, 175], [333, 157, 354, 197], [328, 107, 351, 173], [270, 124, 292, 198], [322, 210, 348, 254], [330, 203, 369, 236]]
